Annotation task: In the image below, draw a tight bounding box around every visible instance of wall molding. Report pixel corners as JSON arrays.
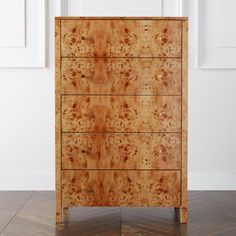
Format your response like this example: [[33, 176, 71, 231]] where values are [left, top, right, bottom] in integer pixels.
[[0, 0, 46, 68], [196, 0, 236, 69], [0, 173, 54, 191], [39, 0, 46, 67], [0, 0, 26, 48], [60, 0, 68, 16], [60, 0, 185, 16], [189, 171, 236, 190], [196, 0, 204, 68], [178, 0, 183, 16]]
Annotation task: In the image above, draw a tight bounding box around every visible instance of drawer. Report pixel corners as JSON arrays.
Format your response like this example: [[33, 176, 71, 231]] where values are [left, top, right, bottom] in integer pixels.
[[61, 20, 182, 57], [61, 58, 181, 95], [62, 95, 181, 132], [62, 133, 181, 169], [62, 170, 180, 207]]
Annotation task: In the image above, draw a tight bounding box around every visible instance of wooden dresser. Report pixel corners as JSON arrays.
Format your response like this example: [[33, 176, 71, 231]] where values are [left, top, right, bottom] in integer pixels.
[[55, 17, 188, 224]]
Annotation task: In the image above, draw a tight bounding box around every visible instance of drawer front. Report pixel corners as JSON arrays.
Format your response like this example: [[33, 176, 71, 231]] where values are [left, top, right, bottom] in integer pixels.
[[62, 170, 180, 207], [61, 58, 181, 95], [61, 20, 182, 57], [62, 95, 181, 132], [62, 133, 181, 169]]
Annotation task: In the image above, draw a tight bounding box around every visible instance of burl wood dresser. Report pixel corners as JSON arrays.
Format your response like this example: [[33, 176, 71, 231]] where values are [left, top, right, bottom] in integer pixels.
[[55, 17, 188, 224]]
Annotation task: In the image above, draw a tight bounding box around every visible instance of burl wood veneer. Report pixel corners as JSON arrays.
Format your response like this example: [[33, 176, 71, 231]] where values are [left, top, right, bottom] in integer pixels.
[[62, 133, 181, 169], [62, 170, 180, 207], [61, 19, 182, 57], [61, 58, 181, 95], [62, 95, 181, 132], [55, 17, 188, 224]]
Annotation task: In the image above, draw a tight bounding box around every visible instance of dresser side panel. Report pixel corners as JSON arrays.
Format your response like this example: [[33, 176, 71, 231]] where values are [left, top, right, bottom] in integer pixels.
[[181, 19, 188, 223], [55, 18, 62, 223]]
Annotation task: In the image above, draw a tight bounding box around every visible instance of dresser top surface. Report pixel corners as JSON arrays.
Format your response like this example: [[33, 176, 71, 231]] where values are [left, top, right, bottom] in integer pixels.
[[55, 16, 188, 21]]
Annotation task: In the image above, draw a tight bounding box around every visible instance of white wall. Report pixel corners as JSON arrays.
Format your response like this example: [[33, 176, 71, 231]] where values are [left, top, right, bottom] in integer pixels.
[[0, 0, 60, 190], [188, 0, 236, 189], [0, 0, 236, 190]]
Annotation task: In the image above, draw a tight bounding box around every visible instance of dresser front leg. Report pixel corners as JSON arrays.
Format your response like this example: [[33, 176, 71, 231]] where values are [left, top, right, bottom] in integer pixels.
[[56, 208, 62, 224], [179, 207, 187, 223]]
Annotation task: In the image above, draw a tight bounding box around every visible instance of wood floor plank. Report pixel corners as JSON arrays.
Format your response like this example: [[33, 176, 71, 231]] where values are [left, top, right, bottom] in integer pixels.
[[1, 191, 54, 236], [56, 207, 121, 236], [0, 191, 236, 236], [179, 191, 236, 236], [208, 191, 236, 218], [122, 207, 181, 236], [0, 191, 33, 233]]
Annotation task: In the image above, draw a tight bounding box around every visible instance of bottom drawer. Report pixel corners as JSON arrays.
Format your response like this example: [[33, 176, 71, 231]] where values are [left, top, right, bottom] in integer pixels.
[[62, 170, 180, 207]]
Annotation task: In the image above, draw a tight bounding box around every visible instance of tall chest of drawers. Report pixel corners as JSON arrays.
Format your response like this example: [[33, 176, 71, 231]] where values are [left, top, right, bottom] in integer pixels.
[[55, 17, 188, 224]]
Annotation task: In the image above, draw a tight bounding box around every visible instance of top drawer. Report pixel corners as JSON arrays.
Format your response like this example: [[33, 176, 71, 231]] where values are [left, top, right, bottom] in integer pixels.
[[61, 20, 182, 58]]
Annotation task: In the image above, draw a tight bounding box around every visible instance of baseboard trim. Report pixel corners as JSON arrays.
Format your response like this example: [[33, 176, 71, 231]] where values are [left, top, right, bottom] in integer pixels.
[[189, 172, 236, 190], [0, 173, 54, 190]]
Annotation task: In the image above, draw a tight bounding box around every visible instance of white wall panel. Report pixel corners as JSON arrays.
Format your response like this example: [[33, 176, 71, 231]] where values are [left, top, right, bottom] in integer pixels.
[[217, 0, 236, 48], [189, 0, 236, 189], [197, 0, 236, 68], [0, 0, 45, 67], [0, 0, 62, 190], [61, 0, 185, 17], [0, 0, 25, 48], [67, 0, 163, 16], [163, 0, 182, 16]]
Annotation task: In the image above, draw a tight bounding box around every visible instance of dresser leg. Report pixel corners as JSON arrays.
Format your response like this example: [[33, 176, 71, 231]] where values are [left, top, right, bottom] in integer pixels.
[[174, 207, 179, 212], [56, 209, 62, 224], [179, 207, 187, 223], [63, 207, 69, 214], [173, 207, 179, 220]]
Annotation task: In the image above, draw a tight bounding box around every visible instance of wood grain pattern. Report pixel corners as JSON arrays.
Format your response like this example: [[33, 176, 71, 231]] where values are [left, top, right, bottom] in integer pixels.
[[61, 20, 182, 57], [61, 58, 181, 95], [55, 19, 62, 224], [62, 95, 181, 132], [62, 170, 180, 207], [62, 133, 181, 169], [180, 19, 188, 224], [56, 17, 188, 224]]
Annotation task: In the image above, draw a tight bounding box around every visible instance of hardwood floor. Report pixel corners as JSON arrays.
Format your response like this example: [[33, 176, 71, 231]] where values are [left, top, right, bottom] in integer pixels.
[[0, 191, 236, 235]]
